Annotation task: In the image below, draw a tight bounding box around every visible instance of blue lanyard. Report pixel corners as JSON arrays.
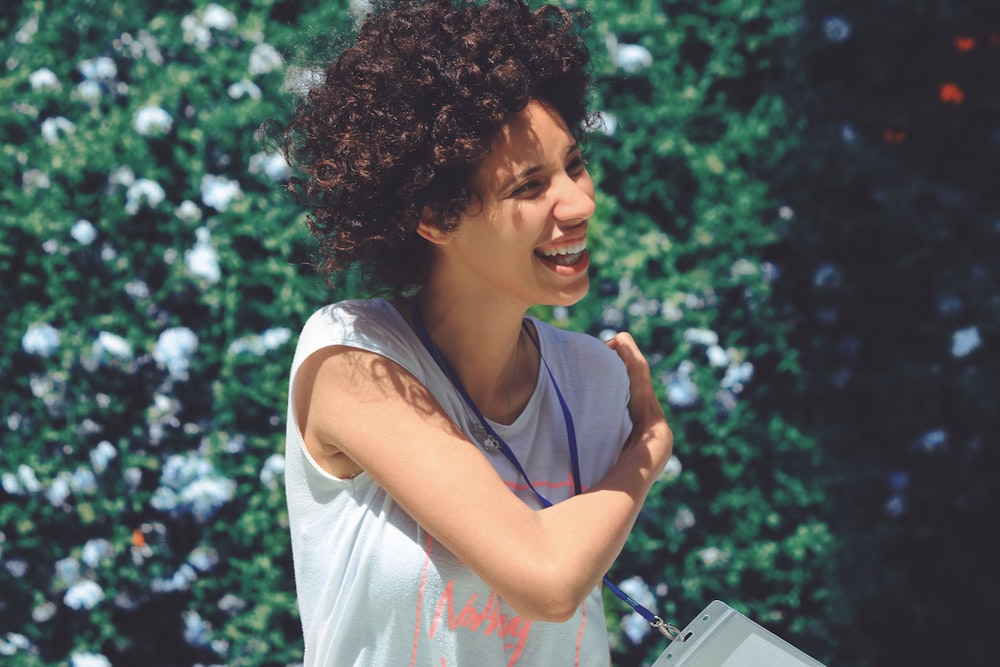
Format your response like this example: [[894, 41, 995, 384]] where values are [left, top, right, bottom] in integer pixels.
[[409, 298, 679, 640]]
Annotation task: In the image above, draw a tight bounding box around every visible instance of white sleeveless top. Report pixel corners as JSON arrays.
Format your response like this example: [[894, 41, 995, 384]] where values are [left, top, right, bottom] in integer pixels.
[[284, 299, 632, 666]]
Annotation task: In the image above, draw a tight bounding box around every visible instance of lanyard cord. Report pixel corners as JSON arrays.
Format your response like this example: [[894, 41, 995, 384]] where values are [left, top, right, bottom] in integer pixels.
[[409, 298, 680, 640]]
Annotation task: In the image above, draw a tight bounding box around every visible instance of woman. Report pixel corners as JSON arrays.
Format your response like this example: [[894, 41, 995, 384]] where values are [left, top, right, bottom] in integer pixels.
[[280, 1, 673, 665]]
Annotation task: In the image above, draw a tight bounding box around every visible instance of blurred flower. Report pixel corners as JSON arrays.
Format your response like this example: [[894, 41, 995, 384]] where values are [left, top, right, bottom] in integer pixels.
[[937, 295, 962, 317], [76, 80, 102, 103], [183, 609, 213, 646], [659, 455, 683, 483], [607, 34, 653, 73], [181, 14, 212, 48], [185, 228, 221, 283], [954, 36, 976, 52], [885, 495, 905, 518], [176, 199, 202, 222], [153, 326, 199, 377], [70, 652, 111, 667], [152, 452, 236, 522], [228, 79, 262, 100], [617, 576, 655, 643], [134, 105, 173, 136], [70, 219, 97, 245], [109, 165, 135, 187], [698, 546, 724, 567], [70, 468, 98, 494], [939, 82, 964, 104], [621, 611, 650, 644], [888, 470, 910, 492], [124, 278, 150, 300], [92, 331, 133, 361], [249, 151, 291, 182], [64, 580, 105, 609], [89, 440, 117, 473], [22, 322, 61, 356], [41, 116, 75, 144], [29, 67, 60, 91], [200, 174, 242, 211], [22, 169, 51, 192], [260, 453, 285, 489], [883, 128, 906, 144], [1, 473, 20, 495], [684, 328, 718, 347], [15, 14, 39, 44], [151, 563, 198, 593], [16, 464, 42, 494], [188, 546, 219, 572], [125, 178, 166, 214], [822, 16, 851, 42], [81, 538, 113, 567], [721, 361, 753, 393], [47, 473, 71, 506], [249, 42, 283, 75], [228, 327, 292, 356], [840, 123, 858, 144], [917, 429, 947, 452], [707, 345, 730, 369], [0, 633, 32, 657], [951, 326, 981, 357], [203, 4, 237, 30], [78, 56, 117, 81], [674, 507, 695, 531]]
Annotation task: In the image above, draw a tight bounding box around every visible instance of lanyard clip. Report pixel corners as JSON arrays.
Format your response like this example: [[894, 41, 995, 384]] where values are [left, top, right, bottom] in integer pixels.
[[650, 616, 685, 642]]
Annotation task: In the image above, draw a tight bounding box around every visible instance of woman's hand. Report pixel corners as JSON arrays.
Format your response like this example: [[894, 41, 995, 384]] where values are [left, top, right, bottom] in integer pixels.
[[606, 332, 672, 459]]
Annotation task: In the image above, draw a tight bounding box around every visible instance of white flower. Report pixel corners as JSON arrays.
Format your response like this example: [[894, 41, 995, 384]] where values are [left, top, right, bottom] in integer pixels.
[[153, 326, 199, 377], [70, 652, 111, 667], [822, 16, 851, 43], [76, 80, 102, 103], [70, 219, 97, 245], [202, 3, 237, 30], [22, 322, 61, 356], [664, 371, 699, 408], [721, 361, 753, 392], [673, 507, 695, 531], [612, 43, 653, 73], [778, 205, 795, 220], [89, 440, 117, 473], [125, 178, 166, 214], [181, 14, 212, 49], [29, 67, 60, 91], [260, 453, 285, 489], [93, 331, 133, 360], [134, 105, 173, 136], [684, 327, 719, 347], [183, 609, 212, 646], [15, 15, 39, 44], [261, 327, 292, 349], [228, 79, 262, 100], [41, 116, 75, 144], [200, 174, 242, 211], [78, 56, 117, 81], [699, 546, 724, 567], [64, 580, 105, 610], [176, 199, 202, 222], [17, 464, 42, 494], [124, 279, 151, 299], [0, 632, 32, 656], [47, 474, 71, 506], [185, 228, 221, 283], [249, 42, 283, 75], [659, 454, 683, 482], [70, 467, 98, 494], [81, 538, 113, 567], [1, 473, 20, 495], [621, 612, 651, 644], [155, 452, 236, 522], [951, 326, 981, 358], [248, 151, 291, 182]]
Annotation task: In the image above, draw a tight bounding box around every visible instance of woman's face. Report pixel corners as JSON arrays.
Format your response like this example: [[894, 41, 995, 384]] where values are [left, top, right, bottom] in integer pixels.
[[429, 100, 596, 309]]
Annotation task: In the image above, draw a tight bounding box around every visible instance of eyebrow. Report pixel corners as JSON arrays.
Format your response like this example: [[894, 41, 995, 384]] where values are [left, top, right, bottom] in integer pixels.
[[499, 142, 581, 193]]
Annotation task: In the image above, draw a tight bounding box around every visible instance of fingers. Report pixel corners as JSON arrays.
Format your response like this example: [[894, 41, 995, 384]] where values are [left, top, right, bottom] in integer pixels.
[[606, 332, 649, 374]]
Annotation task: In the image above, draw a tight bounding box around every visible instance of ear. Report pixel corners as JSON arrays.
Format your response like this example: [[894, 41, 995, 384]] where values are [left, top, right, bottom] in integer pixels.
[[415, 207, 454, 246]]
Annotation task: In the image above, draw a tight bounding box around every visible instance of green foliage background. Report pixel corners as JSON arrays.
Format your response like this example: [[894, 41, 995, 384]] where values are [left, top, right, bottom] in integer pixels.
[[1, 1, 996, 666]]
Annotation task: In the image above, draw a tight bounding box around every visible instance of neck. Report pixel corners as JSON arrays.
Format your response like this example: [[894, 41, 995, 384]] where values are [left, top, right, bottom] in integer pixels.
[[412, 281, 536, 424]]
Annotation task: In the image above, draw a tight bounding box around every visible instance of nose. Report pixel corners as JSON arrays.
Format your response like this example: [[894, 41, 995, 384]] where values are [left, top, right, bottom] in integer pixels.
[[553, 171, 595, 225]]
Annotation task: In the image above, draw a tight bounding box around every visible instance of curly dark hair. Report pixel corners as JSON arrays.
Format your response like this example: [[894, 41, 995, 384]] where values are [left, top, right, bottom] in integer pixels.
[[281, 0, 593, 294]]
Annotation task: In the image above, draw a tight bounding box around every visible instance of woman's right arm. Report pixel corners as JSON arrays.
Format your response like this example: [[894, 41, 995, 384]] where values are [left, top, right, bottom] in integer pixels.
[[294, 333, 672, 622]]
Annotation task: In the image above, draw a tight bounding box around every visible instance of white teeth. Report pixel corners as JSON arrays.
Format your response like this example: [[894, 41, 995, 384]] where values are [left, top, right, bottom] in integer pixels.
[[539, 238, 587, 257]]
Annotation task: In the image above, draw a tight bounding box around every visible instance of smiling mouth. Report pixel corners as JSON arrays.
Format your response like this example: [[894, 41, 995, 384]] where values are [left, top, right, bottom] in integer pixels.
[[536, 238, 587, 266]]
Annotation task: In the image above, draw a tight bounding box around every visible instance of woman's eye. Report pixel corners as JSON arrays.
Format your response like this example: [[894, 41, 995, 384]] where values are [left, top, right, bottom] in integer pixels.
[[512, 180, 542, 197], [568, 156, 587, 174]]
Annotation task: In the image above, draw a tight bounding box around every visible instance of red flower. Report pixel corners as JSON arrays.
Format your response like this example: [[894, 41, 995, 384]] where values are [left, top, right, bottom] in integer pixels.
[[132, 528, 147, 548], [939, 83, 965, 104], [954, 36, 976, 52]]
